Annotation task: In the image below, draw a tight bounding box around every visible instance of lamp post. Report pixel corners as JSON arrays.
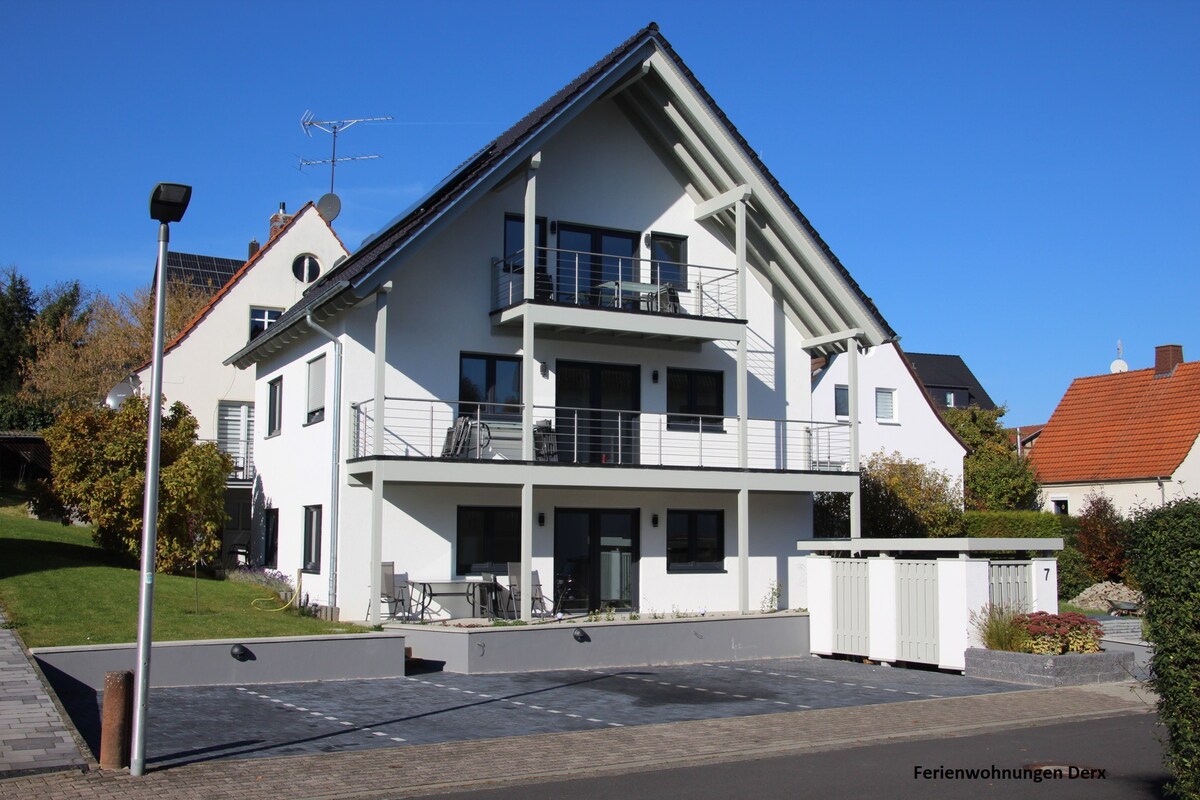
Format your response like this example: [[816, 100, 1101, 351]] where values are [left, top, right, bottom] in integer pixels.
[[130, 183, 191, 777]]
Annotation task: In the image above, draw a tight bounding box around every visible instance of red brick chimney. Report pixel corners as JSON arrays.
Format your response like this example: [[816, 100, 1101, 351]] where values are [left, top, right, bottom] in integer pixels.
[[1155, 344, 1184, 376], [269, 202, 293, 239]]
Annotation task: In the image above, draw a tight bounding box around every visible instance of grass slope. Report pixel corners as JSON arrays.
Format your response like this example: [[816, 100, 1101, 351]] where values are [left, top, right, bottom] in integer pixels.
[[0, 489, 362, 647]]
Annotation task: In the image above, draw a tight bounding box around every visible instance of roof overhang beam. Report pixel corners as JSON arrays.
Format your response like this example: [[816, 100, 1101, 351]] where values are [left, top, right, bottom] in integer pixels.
[[694, 185, 752, 222], [802, 328, 866, 352]]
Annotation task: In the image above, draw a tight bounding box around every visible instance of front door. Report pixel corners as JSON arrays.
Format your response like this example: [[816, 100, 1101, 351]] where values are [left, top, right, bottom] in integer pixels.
[[554, 509, 639, 613], [556, 361, 639, 464]]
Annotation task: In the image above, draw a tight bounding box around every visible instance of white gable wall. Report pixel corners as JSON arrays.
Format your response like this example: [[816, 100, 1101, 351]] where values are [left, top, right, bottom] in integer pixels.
[[811, 342, 965, 484]]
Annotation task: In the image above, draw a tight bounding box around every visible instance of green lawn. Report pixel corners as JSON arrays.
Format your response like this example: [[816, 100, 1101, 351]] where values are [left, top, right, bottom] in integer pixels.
[[0, 489, 364, 647]]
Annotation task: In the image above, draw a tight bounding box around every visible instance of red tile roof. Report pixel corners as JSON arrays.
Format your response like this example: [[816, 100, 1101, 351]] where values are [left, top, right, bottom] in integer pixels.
[[1030, 362, 1200, 483]]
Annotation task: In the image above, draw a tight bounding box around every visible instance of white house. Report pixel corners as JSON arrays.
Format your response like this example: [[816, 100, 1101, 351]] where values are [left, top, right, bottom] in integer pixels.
[[228, 23, 939, 624], [1031, 344, 1200, 517], [811, 342, 966, 484], [135, 203, 347, 560]]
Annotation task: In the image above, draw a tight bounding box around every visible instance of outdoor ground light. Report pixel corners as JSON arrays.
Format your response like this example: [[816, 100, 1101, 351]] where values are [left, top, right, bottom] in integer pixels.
[[131, 183, 192, 778], [230, 644, 253, 662]]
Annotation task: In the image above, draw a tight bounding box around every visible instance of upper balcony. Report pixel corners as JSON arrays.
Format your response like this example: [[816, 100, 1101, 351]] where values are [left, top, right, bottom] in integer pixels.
[[204, 438, 255, 485], [490, 247, 744, 343], [349, 397, 850, 475]]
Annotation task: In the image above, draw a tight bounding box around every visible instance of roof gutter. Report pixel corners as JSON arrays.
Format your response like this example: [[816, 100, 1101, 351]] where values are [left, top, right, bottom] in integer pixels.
[[305, 310, 343, 610]]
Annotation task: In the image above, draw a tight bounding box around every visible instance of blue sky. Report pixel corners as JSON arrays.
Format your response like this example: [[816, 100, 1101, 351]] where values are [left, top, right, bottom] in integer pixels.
[[4, 2, 1197, 426]]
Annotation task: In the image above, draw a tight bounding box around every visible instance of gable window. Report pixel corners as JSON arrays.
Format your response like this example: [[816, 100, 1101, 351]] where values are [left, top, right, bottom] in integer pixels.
[[263, 508, 278, 568], [667, 368, 724, 431], [302, 505, 322, 573], [249, 307, 282, 340], [292, 254, 320, 283], [944, 390, 956, 408], [456, 506, 520, 576], [649, 233, 688, 288], [267, 377, 283, 437], [834, 385, 849, 418], [666, 510, 725, 572], [306, 355, 326, 425], [1051, 498, 1069, 515], [460, 354, 521, 418], [875, 388, 896, 422]]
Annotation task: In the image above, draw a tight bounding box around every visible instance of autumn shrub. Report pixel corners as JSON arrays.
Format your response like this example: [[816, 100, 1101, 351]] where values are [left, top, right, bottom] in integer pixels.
[[41, 397, 232, 573], [1075, 491, 1129, 582], [1055, 542, 1097, 601], [814, 451, 963, 538], [1127, 498, 1200, 798], [970, 603, 1029, 652]]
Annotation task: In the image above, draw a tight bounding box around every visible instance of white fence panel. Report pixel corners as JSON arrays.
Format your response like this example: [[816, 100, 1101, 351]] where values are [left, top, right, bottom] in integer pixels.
[[989, 561, 1033, 611], [896, 560, 939, 664], [832, 559, 870, 656]]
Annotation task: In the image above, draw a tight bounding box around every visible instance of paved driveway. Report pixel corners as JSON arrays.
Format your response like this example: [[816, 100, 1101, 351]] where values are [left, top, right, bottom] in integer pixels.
[[126, 657, 1021, 768]]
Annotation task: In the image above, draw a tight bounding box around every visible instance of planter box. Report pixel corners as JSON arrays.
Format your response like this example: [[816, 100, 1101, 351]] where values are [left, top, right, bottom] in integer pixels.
[[964, 647, 1136, 687]]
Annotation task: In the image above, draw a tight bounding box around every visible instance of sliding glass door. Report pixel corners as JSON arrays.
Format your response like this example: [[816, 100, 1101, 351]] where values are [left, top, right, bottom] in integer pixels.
[[554, 509, 639, 613], [556, 361, 639, 465], [555, 224, 638, 307]]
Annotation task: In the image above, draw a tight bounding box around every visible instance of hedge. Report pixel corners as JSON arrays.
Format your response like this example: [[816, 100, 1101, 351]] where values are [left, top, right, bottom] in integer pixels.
[[1127, 499, 1200, 798], [963, 510, 1078, 540]]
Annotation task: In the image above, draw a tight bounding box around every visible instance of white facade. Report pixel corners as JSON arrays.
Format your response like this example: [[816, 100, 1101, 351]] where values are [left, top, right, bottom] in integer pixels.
[[136, 205, 347, 560], [811, 342, 966, 483], [1041, 436, 1200, 517], [238, 32, 914, 623]]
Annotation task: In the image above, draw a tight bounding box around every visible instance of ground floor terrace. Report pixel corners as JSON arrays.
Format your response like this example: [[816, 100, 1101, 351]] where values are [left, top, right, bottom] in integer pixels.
[[335, 462, 854, 626]]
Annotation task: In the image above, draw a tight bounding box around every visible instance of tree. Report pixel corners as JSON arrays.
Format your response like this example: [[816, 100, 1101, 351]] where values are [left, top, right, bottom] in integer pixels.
[[1075, 491, 1128, 582], [815, 451, 964, 538], [41, 397, 232, 573], [942, 406, 1041, 511], [0, 267, 37, 395], [22, 282, 209, 412]]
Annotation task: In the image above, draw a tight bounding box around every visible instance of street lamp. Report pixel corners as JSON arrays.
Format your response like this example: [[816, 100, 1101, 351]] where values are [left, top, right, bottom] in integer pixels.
[[130, 183, 191, 777]]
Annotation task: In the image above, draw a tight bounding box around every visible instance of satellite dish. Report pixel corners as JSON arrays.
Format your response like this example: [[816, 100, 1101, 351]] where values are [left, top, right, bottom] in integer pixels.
[[317, 192, 341, 222], [105, 377, 139, 409], [1110, 358, 1129, 374]]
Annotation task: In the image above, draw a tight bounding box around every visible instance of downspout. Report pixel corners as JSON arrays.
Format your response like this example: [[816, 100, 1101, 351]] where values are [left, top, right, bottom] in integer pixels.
[[306, 310, 343, 610]]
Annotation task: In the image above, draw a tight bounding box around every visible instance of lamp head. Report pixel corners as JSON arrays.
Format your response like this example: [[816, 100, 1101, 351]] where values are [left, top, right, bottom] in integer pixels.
[[150, 183, 192, 224]]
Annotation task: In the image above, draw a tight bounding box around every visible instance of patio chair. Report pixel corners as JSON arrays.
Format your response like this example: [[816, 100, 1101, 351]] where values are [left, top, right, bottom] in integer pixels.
[[506, 562, 550, 618], [379, 561, 414, 621], [477, 572, 501, 620], [534, 420, 558, 462]]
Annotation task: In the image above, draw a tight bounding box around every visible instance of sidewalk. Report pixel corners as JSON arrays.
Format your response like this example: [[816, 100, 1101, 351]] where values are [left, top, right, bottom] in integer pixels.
[[0, 680, 1155, 800], [0, 609, 85, 778]]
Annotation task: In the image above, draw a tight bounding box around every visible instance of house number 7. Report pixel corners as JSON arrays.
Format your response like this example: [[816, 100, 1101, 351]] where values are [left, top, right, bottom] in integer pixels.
[[1044, 568, 1050, 580]]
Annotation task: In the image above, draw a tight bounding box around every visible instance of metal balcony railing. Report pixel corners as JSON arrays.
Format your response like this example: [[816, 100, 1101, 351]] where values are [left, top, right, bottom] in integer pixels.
[[202, 439, 255, 482], [491, 247, 738, 321], [350, 397, 850, 472]]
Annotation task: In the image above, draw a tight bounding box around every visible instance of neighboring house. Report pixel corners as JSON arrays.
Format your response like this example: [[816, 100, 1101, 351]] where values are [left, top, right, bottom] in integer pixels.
[[906, 352, 996, 411], [812, 343, 966, 484], [134, 203, 348, 561], [1008, 423, 1044, 459], [1030, 344, 1200, 516], [228, 23, 919, 623]]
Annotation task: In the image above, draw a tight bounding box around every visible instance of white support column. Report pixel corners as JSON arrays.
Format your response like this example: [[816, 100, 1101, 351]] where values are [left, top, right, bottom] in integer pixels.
[[937, 556, 990, 672], [847, 339, 861, 539], [368, 282, 392, 627], [1030, 558, 1058, 613], [738, 487, 749, 614], [736, 199, 748, 470], [806, 555, 834, 654], [521, 153, 541, 463], [521, 482, 533, 622], [867, 555, 898, 664]]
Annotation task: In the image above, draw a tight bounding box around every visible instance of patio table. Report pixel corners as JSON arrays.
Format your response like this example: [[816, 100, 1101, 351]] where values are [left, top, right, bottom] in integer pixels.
[[410, 579, 487, 620]]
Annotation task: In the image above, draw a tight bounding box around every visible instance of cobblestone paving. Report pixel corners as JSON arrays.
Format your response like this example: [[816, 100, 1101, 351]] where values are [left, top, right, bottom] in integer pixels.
[[128, 656, 1021, 767], [0, 609, 86, 777]]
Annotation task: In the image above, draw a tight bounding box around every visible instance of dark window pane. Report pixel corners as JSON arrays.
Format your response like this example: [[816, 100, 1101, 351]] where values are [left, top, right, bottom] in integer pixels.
[[834, 385, 849, 417], [650, 235, 687, 287], [457, 507, 521, 575], [503, 215, 546, 272]]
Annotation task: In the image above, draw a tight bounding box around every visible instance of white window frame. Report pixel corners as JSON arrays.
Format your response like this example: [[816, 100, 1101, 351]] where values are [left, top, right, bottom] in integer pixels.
[[266, 377, 283, 437], [249, 306, 283, 340], [306, 355, 326, 425], [875, 387, 897, 423]]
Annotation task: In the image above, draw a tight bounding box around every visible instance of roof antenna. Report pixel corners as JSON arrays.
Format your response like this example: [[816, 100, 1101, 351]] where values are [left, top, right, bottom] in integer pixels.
[[299, 110, 393, 221], [1110, 339, 1128, 374]]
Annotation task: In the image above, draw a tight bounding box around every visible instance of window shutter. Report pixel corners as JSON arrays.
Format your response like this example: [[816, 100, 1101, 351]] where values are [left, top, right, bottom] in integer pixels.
[[307, 356, 326, 415]]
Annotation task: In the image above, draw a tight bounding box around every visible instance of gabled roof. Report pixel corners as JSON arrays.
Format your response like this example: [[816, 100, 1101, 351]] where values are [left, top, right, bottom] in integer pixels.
[[1030, 362, 1200, 484], [906, 352, 996, 410], [145, 204, 345, 368], [228, 22, 896, 369], [165, 251, 244, 295]]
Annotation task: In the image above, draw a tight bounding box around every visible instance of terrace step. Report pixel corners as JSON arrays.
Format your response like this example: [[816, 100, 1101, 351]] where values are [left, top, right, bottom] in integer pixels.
[[1098, 618, 1144, 639]]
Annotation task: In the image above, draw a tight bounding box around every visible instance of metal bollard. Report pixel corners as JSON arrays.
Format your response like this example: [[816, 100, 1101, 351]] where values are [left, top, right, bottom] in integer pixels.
[[100, 670, 133, 770]]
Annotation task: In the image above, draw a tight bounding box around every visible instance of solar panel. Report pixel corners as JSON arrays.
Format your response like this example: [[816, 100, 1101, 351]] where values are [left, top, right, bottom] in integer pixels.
[[165, 251, 244, 295]]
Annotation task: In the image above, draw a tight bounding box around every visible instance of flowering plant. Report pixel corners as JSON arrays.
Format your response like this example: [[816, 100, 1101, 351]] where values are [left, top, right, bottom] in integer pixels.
[[1015, 611, 1103, 654]]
